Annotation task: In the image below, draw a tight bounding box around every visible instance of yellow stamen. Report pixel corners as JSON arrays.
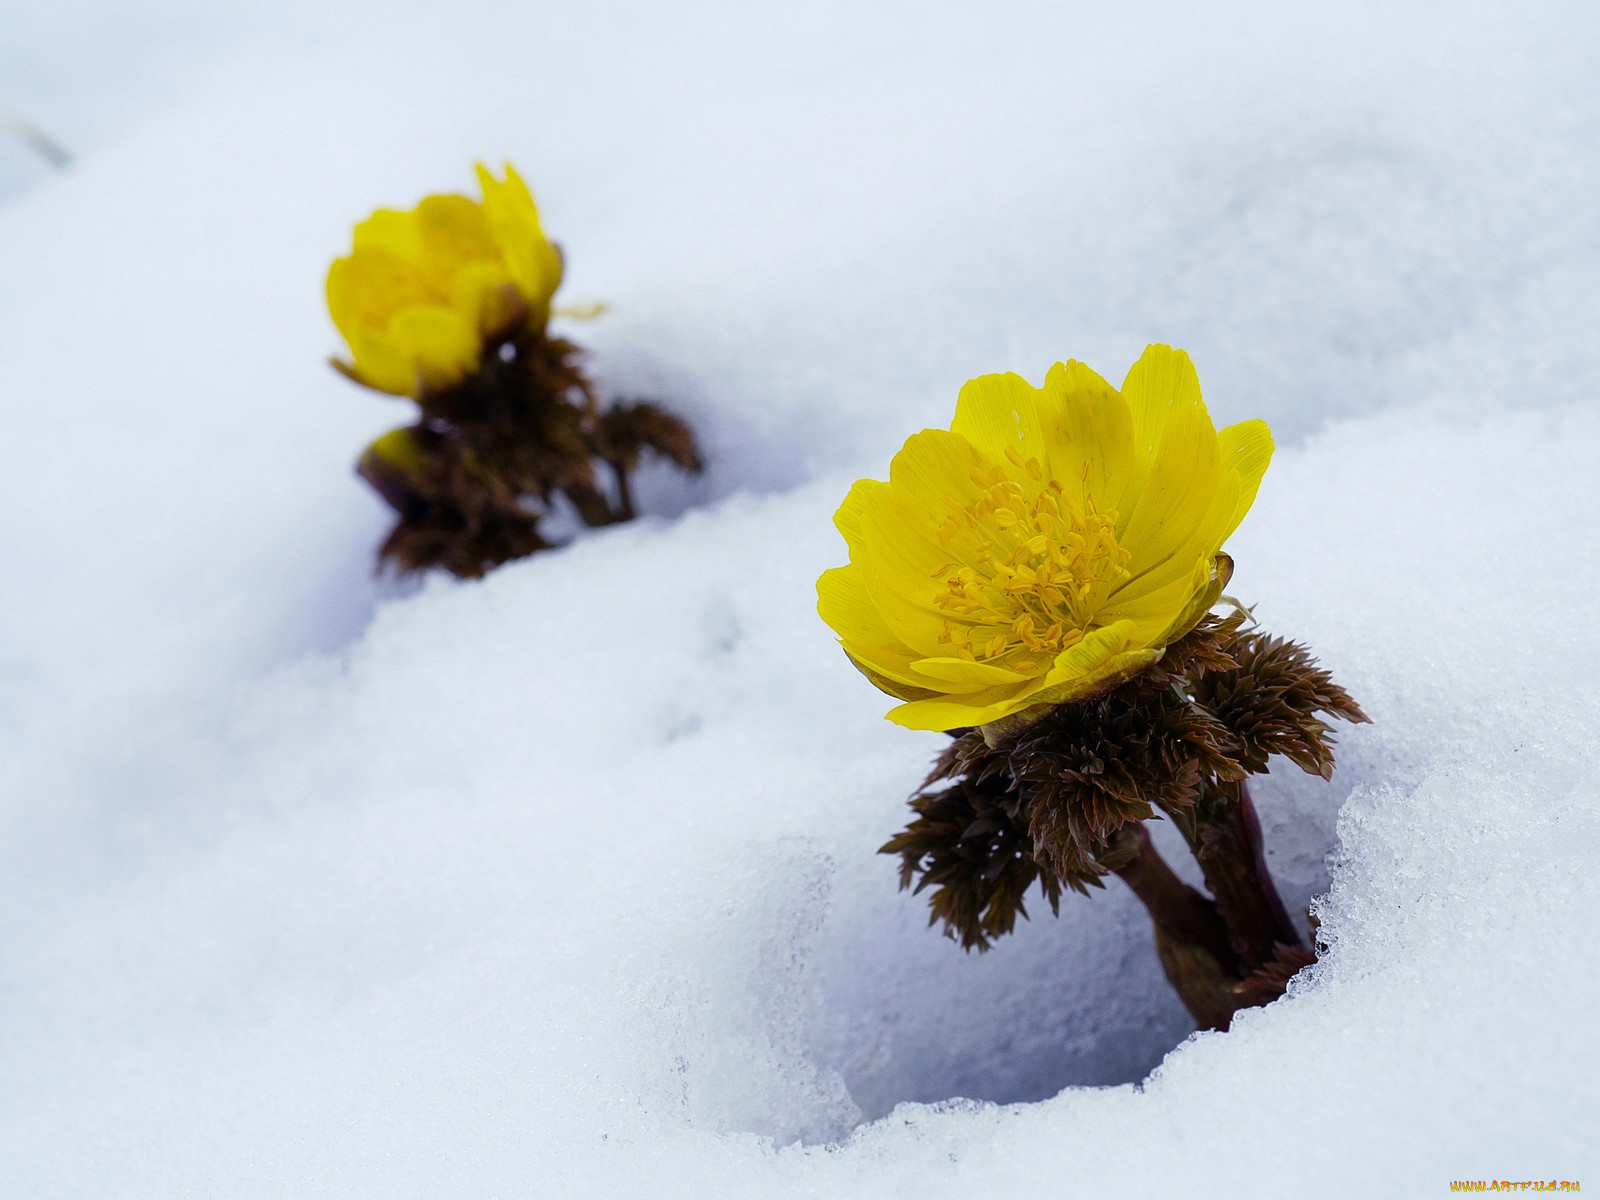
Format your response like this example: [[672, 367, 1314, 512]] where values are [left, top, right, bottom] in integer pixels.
[[928, 458, 1132, 677]]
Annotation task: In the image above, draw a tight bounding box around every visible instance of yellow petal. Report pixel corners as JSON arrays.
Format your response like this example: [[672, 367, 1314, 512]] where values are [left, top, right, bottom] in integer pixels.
[[367, 427, 424, 468], [352, 208, 425, 264], [325, 255, 365, 341], [853, 558, 954, 659], [1156, 553, 1233, 644], [885, 621, 1139, 730], [386, 305, 481, 391], [1116, 468, 1239, 601], [1037, 619, 1137, 688], [337, 329, 417, 396], [1116, 383, 1224, 581], [1217, 418, 1273, 540], [950, 372, 1046, 462], [1035, 359, 1142, 513], [861, 436, 998, 592], [886, 429, 990, 514], [1119, 343, 1202, 453], [844, 651, 945, 704], [326, 249, 434, 343], [858, 489, 990, 639], [885, 683, 1036, 731], [832, 477, 886, 562], [1099, 556, 1212, 628], [909, 657, 1035, 687], [416, 194, 498, 270], [817, 564, 932, 690], [419, 193, 489, 235], [1101, 550, 1231, 644], [974, 649, 1167, 741], [477, 162, 564, 314]]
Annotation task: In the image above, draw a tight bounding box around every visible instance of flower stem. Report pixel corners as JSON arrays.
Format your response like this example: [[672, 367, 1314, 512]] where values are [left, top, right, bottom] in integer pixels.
[[1183, 779, 1305, 971], [565, 479, 623, 528], [1109, 824, 1242, 1031], [609, 457, 637, 523]]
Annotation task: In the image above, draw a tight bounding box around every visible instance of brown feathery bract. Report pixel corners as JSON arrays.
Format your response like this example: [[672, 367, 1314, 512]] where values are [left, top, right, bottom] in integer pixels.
[[882, 614, 1366, 964], [1231, 942, 1318, 1002], [596, 401, 705, 477], [356, 424, 552, 579], [882, 765, 1065, 952], [360, 326, 702, 576], [1191, 629, 1370, 779], [1008, 690, 1227, 881]]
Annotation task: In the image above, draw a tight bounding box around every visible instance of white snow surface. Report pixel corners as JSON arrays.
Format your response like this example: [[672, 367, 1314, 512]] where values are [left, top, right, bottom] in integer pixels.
[[3, 1, 1599, 1195]]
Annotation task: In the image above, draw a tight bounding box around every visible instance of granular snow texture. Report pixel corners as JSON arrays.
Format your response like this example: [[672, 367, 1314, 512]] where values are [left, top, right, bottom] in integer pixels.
[[1, 1, 1597, 1196]]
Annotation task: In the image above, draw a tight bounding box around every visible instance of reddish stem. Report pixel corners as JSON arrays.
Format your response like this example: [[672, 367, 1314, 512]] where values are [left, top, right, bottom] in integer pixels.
[[1184, 779, 1305, 971], [1110, 825, 1243, 1031]]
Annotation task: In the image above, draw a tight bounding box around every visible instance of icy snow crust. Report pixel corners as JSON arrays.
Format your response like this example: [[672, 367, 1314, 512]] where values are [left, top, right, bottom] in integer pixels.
[[3, 0, 1599, 1194]]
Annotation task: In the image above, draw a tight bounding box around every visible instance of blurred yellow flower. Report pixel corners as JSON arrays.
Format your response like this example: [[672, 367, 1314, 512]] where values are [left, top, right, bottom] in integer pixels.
[[327, 163, 564, 396], [817, 345, 1272, 732]]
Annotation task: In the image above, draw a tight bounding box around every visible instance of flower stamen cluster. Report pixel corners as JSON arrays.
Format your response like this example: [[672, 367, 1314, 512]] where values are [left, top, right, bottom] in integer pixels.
[[932, 452, 1132, 671]]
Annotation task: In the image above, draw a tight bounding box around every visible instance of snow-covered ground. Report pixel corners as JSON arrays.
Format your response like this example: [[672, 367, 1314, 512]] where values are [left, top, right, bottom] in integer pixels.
[[2, 1, 1597, 1195]]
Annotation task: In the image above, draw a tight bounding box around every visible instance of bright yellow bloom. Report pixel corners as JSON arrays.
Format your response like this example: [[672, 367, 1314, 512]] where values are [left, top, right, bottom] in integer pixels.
[[817, 345, 1273, 732], [327, 163, 564, 396]]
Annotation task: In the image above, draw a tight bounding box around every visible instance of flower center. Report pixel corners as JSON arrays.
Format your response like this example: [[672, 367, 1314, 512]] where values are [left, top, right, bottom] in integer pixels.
[[931, 447, 1131, 672]]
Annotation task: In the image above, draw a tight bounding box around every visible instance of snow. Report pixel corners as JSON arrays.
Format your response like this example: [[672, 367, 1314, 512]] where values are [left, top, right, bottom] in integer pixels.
[[3, 1, 1598, 1195]]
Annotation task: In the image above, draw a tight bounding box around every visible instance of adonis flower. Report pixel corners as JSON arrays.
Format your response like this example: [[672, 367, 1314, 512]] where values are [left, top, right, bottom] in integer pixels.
[[326, 163, 565, 397], [817, 345, 1272, 732], [839, 346, 1365, 1032], [327, 164, 702, 577]]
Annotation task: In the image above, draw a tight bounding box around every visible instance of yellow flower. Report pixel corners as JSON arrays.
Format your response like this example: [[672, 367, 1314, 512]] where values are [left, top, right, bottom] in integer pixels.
[[817, 345, 1273, 733], [326, 163, 565, 397]]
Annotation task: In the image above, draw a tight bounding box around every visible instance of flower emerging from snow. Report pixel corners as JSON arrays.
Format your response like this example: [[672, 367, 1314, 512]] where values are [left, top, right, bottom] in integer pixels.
[[817, 345, 1273, 732], [326, 163, 564, 397]]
